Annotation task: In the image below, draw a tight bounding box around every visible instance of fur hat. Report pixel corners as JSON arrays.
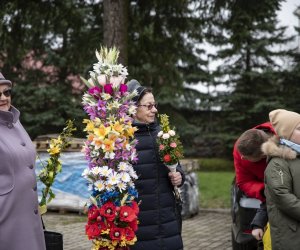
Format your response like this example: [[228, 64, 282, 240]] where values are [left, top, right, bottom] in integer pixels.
[[269, 109, 300, 139], [127, 79, 146, 103], [0, 72, 12, 87]]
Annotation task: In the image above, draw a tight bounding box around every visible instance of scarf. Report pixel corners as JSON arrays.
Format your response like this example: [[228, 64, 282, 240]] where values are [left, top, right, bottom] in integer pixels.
[[280, 138, 300, 154]]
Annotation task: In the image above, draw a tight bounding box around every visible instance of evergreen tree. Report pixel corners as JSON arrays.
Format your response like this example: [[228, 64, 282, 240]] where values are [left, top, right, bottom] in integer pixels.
[[205, 0, 294, 134], [0, 0, 103, 138]]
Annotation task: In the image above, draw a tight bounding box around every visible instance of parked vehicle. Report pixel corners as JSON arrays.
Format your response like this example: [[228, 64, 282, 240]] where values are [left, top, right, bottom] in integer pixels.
[[231, 178, 262, 250]]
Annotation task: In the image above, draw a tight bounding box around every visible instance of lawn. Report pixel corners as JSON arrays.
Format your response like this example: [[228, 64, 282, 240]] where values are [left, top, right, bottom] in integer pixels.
[[197, 171, 235, 208]]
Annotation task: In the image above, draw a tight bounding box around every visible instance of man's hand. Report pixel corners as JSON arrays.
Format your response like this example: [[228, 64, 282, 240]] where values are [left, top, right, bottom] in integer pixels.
[[168, 172, 182, 186], [252, 228, 264, 240]]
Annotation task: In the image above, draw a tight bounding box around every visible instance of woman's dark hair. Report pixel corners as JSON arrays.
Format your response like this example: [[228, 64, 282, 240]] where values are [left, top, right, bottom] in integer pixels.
[[136, 87, 152, 103]]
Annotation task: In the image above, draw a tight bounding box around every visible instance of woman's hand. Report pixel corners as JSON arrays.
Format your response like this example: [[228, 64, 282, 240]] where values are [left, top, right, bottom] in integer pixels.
[[168, 172, 182, 186], [252, 228, 264, 240]]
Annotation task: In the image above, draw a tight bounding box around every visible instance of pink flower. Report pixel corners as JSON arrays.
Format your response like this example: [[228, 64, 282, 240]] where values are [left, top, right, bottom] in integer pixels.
[[170, 142, 177, 148], [97, 74, 107, 86], [119, 84, 128, 94], [104, 83, 113, 95], [159, 144, 165, 150], [88, 86, 102, 99]]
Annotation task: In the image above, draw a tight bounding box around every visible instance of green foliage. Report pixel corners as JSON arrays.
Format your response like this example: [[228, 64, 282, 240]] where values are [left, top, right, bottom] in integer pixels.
[[198, 158, 234, 171], [127, 0, 209, 107], [205, 0, 294, 135], [0, 0, 102, 138], [38, 120, 76, 210], [198, 171, 234, 208], [1, 0, 300, 160]]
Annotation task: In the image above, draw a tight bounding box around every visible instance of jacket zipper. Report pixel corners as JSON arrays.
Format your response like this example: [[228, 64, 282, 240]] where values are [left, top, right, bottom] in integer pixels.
[[278, 169, 284, 185]]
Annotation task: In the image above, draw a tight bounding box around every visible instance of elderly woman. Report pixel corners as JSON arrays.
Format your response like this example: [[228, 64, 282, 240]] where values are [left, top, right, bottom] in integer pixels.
[[0, 72, 46, 250], [128, 80, 185, 250]]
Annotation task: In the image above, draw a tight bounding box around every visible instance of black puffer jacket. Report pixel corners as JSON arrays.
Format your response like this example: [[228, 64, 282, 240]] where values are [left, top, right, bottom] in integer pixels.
[[131, 121, 184, 250]]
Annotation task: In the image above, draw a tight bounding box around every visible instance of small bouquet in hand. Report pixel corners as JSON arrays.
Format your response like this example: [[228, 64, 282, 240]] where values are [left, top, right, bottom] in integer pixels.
[[157, 114, 183, 199], [38, 120, 76, 215], [157, 114, 184, 171]]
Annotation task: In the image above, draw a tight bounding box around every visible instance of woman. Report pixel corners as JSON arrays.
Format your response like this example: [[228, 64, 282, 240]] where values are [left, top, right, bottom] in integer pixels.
[[262, 109, 300, 250], [0, 72, 46, 250], [128, 80, 185, 250]]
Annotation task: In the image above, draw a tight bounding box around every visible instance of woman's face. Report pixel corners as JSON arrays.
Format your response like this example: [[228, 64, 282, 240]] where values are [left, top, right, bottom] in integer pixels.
[[135, 92, 158, 124], [0, 84, 11, 112]]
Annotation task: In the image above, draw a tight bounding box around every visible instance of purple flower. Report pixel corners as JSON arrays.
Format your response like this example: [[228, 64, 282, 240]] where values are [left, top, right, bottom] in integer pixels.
[[84, 105, 97, 120], [119, 84, 128, 95], [104, 84, 113, 95]]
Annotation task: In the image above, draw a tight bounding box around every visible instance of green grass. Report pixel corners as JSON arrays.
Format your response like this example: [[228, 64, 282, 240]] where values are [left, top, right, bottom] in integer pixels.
[[198, 171, 234, 208]]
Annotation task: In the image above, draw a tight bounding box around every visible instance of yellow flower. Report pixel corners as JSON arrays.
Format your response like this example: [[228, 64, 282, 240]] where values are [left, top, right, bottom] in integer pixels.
[[85, 121, 95, 132], [102, 138, 114, 152], [125, 126, 137, 138], [48, 145, 60, 155], [111, 121, 124, 134], [94, 125, 111, 139]]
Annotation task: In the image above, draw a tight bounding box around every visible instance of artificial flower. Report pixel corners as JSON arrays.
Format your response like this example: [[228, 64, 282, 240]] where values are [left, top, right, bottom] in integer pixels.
[[81, 47, 140, 249]]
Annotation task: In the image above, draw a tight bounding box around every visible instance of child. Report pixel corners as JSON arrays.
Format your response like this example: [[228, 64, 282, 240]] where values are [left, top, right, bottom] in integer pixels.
[[261, 109, 300, 250]]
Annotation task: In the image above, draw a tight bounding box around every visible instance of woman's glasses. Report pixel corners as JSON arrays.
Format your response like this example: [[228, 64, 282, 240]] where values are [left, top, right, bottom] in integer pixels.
[[138, 103, 158, 110], [0, 89, 12, 98]]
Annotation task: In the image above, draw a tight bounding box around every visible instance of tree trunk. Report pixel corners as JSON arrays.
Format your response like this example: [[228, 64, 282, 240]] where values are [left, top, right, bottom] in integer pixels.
[[103, 0, 128, 65]]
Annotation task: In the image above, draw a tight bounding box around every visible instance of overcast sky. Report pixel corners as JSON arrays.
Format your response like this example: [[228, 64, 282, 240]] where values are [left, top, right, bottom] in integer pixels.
[[192, 1, 300, 94], [278, 0, 300, 49]]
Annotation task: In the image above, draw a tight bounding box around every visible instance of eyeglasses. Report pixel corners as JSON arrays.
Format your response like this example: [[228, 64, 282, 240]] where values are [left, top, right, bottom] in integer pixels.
[[138, 103, 158, 110], [0, 89, 12, 98]]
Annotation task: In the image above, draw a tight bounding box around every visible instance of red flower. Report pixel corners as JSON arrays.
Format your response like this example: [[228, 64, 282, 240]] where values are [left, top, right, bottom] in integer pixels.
[[109, 226, 124, 241], [119, 205, 137, 222], [100, 201, 116, 222], [131, 201, 139, 215], [85, 223, 100, 239], [163, 154, 171, 163], [104, 83, 113, 95], [128, 219, 138, 232], [124, 227, 135, 241], [88, 205, 100, 221]]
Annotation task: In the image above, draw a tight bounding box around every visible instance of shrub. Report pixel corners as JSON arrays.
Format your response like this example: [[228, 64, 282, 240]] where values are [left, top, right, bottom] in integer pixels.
[[198, 158, 234, 172]]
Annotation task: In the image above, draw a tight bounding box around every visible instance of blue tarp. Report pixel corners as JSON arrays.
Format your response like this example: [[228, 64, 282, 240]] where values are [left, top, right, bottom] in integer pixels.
[[36, 152, 90, 198]]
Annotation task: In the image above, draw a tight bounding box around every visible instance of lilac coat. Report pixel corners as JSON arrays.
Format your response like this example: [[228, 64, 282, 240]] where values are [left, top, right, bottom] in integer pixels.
[[0, 106, 46, 250]]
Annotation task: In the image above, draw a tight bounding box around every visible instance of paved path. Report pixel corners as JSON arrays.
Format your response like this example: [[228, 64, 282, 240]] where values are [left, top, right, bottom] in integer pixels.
[[43, 209, 232, 250]]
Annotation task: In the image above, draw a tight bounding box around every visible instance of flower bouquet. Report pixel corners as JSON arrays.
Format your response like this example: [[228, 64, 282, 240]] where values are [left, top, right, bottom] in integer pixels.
[[38, 120, 76, 214], [157, 114, 184, 198], [37, 120, 76, 250], [81, 47, 140, 250]]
